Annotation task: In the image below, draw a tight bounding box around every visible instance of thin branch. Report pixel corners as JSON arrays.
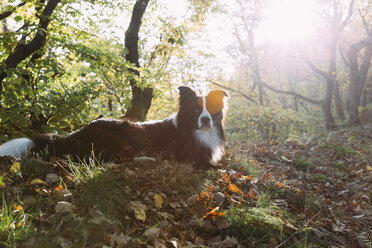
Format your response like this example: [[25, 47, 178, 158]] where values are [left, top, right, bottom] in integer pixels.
[[210, 81, 256, 103], [339, 0, 355, 32], [260, 81, 322, 105], [301, 52, 332, 81]]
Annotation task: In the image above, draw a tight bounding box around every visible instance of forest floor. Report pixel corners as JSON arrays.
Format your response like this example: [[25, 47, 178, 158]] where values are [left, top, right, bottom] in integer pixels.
[[0, 124, 371, 248]]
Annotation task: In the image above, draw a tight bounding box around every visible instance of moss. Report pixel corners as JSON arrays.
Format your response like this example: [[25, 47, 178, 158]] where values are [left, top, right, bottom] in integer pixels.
[[225, 207, 295, 244]]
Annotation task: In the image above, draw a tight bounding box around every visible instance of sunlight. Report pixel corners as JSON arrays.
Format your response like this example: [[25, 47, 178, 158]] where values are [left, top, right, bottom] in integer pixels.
[[259, 0, 317, 44]]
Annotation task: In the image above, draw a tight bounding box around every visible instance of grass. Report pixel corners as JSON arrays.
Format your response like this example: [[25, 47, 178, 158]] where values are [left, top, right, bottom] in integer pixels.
[[225, 206, 292, 245], [0, 194, 31, 247]]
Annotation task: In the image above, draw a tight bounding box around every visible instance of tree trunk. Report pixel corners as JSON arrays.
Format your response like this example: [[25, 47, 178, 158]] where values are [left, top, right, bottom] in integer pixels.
[[347, 37, 372, 126], [333, 81, 345, 120], [123, 0, 153, 121], [323, 79, 336, 129]]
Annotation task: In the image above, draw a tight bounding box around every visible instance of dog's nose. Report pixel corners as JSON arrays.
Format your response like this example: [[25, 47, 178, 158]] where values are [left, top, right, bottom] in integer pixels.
[[201, 116, 211, 125]]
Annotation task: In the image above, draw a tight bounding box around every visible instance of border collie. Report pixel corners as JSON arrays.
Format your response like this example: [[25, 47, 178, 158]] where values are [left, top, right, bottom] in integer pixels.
[[0, 86, 229, 169]]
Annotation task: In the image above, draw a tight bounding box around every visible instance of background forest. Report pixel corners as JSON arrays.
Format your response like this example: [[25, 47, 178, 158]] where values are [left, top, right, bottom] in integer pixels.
[[0, 0, 370, 141], [0, 0, 371, 247]]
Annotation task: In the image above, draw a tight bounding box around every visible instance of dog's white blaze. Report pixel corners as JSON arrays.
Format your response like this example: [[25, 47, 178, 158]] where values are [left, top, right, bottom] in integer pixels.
[[0, 138, 34, 158], [195, 127, 224, 163], [198, 96, 212, 129]]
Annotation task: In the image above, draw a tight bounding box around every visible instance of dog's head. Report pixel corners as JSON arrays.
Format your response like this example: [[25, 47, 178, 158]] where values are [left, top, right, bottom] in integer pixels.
[[176, 86, 229, 131]]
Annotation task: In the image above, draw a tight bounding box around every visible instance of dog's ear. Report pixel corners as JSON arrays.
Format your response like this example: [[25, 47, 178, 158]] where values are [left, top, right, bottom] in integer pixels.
[[205, 90, 229, 114], [178, 86, 197, 103]]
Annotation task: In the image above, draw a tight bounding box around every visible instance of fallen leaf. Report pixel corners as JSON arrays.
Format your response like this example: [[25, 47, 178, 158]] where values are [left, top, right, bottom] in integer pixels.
[[9, 162, 21, 174], [55, 201, 75, 214], [366, 165, 372, 172], [143, 227, 160, 240], [55, 185, 63, 192], [228, 183, 243, 195], [276, 182, 284, 188], [204, 206, 224, 219], [30, 178, 47, 185], [154, 193, 164, 209], [110, 232, 131, 246], [248, 189, 258, 200], [45, 173, 59, 184], [89, 207, 110, 225], [130, 201, 147, 222], [242, 174, 253, 181], [13, 203, 23, 211]]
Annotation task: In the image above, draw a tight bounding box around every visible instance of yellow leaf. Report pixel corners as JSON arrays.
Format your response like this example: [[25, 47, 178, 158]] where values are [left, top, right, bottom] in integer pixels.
[[366, 165, 372, 172], [228, 183, 243, 195], [0, 181, 4, 187], [30, 179, 47, 185], [130, 201, 147, 222], [203, 206, 224, 219], [242, 174, 253, 181], [154, 193, 164, 209], [10, 162, 21, 174], [13, 203, 23, 211]]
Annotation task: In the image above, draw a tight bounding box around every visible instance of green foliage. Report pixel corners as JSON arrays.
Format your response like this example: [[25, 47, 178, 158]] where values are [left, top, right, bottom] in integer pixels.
[[226, 96, 323, 141]]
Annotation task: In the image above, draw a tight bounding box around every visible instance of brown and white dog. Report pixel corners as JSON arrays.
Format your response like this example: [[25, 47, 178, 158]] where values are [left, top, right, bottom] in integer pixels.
[[0, 86, 229, 168]]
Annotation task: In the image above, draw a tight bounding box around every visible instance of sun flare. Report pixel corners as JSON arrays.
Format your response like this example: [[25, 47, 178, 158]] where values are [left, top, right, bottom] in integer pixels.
[[260, 0, 317, 43]]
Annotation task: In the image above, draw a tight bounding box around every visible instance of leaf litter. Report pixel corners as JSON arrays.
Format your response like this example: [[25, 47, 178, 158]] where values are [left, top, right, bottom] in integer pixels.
[[0, 125, 371, 247]]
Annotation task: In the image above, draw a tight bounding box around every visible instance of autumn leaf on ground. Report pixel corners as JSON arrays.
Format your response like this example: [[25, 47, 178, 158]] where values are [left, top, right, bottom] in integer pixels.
[[9, 162, 21, 174], [203, 206, 224, 219], [154, 193, 164, 209], [13, 203, 23, 211], [276, 182, 284, 188], [130, 201, 147, 222], [228, 183, 243, 195], [222, 172, 229, 182], [242, 174, 253, 181], [248, 188, 259, 200], [30, 179, 48, 185], [54, 185, 63, 192]]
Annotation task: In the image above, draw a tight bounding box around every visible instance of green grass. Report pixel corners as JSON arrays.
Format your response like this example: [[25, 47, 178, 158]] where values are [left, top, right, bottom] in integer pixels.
[[0, 194, 32, 247], [225, 206, 292, 245]]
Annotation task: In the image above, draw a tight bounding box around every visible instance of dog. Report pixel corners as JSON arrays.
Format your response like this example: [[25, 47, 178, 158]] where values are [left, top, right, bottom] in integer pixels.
[[0, 86, 229, 168]]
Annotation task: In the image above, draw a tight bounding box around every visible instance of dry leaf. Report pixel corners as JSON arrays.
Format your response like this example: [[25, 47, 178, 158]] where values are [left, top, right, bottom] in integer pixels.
[[130, 201, 147, 222], [144, 227, 160, 240], [154, 193, 164, 209], [13, 203, 23, 211], [248, 189, 258, 200], [242, 174, 253, 181], [228, 183, 243, 195], [9, 162, 21, 174], [204, 206, 224, 219], [276, 183, 284, 188], [366, 165, 372, 172], [55, 201, 75, 214], [110, 232, 131, 246], [30, 179, 47, 185]]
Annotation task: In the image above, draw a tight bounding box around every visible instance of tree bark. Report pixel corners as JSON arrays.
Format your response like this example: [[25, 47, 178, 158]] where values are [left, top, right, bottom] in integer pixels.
[[123, 0, 153, 121], [0, 0, 61, 95], [347, 37, 372, 126]]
